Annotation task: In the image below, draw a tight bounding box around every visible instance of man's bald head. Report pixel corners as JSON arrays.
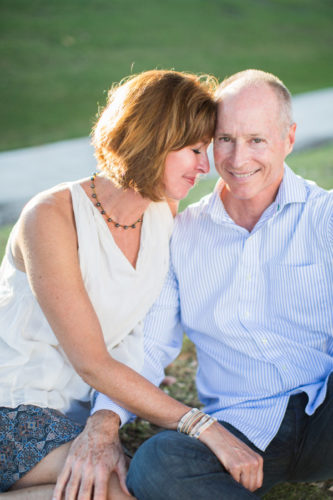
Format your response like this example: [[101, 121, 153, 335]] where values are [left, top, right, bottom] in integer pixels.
[[215, 69, 293, 136]]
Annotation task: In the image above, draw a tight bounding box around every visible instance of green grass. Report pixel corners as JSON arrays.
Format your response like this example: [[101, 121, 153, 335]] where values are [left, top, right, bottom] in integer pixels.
[[1, 0, 333, 150], [0, 225, 12, 261], [287, 142, 333, 190]]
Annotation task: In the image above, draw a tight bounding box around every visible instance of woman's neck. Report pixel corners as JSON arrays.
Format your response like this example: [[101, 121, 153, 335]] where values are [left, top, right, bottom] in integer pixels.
[[96, 175, 151, 225]]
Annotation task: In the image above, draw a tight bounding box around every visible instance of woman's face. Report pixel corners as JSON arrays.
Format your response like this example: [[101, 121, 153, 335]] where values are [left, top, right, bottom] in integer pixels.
[[163, 142, 211, 200]]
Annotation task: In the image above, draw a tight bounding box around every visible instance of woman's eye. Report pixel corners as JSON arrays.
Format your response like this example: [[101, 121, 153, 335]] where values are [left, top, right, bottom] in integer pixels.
[[192, 148, 201, 154], [219, 137, 230, 142], [253, 138, 262, 143]]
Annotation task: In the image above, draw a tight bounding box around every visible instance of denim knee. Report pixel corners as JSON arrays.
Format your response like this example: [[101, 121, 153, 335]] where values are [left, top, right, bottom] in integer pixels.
[[127, 430, 257, 500], [127, 430, 215, 499]]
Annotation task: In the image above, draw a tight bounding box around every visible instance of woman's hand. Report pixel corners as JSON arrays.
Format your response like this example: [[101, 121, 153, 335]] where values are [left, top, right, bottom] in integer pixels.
[[53, 410, 131, 500], [199, 421, 264, 492]]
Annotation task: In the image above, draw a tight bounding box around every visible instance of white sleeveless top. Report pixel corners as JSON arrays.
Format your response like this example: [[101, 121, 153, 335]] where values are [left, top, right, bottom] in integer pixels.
[[0, 182, 173, 421]]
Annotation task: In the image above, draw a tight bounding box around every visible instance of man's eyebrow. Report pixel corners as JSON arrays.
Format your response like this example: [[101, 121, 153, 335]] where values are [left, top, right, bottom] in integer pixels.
[[215, 132, 264, 136]]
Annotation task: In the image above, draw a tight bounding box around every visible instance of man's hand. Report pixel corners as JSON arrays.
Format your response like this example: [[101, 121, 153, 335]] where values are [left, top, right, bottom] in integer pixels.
[[199, 421, 264, 492], [52, 410, 131, 499]]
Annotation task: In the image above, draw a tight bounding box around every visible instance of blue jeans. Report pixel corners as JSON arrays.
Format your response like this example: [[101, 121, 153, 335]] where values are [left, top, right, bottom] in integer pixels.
[[127, 374, 333, 499]]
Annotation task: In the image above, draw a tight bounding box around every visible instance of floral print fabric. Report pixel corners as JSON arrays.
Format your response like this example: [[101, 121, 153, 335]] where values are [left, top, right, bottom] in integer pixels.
[[0, 405, 83, 492]]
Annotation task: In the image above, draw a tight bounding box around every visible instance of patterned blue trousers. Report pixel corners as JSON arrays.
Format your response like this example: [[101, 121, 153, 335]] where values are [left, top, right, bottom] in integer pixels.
[[0, 405, 83, 492]]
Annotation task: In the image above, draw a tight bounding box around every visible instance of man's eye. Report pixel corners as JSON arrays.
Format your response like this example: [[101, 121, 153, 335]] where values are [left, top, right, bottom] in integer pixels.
[[219, 137, 230, 142], [192, 149, 201, 154], [253, 138, 262, 143]]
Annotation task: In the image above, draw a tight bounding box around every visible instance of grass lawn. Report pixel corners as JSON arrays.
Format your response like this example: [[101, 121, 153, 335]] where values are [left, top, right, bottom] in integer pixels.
[[0, 142, 332, 498], [0, 225, 12, 261], [1, 0, 333, 150]]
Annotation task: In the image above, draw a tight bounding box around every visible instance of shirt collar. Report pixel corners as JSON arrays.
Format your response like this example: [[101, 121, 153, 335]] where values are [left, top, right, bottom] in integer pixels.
[[204, 178, 233, 225], [203, 164, 307, 225], [275, 163, 307, 210]]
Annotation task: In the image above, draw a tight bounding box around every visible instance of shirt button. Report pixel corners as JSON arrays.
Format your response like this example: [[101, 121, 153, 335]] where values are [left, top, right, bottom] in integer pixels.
[[247, 274, 252, 281], [245, 311, 250, 318], [262, 338, 268, 345]]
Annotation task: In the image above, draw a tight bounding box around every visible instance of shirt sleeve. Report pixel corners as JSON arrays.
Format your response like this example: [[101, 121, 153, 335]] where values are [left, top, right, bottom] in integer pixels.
[[328, 190, 333, 250], [90, 260, 184, 426]]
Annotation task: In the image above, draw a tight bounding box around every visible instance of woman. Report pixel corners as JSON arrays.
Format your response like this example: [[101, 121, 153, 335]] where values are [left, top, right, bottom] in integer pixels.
[[0, 70, 217, 494]]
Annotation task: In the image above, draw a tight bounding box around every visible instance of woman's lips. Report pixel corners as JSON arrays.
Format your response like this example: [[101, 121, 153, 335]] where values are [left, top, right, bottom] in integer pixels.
[[184, 176, 196, 186]]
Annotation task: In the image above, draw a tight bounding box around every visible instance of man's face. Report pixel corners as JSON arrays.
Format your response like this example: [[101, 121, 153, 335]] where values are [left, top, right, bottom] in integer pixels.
[[213, 84, 296, 205]]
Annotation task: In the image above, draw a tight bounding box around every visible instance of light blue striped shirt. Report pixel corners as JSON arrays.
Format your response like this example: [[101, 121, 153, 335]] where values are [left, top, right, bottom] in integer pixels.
[[93, 165, 333, 450]]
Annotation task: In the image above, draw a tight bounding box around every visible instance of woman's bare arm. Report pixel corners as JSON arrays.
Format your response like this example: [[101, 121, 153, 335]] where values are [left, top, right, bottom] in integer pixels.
[[17, 190, 188, 429]]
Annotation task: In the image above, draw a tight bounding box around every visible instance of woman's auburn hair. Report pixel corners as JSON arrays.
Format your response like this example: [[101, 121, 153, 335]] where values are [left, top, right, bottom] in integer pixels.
[[91, 70, 218, 201]]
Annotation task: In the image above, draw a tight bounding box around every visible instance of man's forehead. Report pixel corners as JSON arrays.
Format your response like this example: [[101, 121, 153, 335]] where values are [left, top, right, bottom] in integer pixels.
[[218, 81, 274, 102], [217, 84, 279, 118]]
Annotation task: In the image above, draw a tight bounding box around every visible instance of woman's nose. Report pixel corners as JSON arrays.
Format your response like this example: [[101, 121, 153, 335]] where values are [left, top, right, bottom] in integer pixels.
[[197, 152, 210, 174]]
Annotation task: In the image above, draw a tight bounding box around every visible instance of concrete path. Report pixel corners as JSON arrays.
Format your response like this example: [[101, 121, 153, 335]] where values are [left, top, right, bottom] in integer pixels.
[[1, 88, 333, 225]]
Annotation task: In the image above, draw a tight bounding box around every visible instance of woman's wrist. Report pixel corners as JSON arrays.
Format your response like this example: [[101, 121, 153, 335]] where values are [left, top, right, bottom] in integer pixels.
[[177, 408, 217, 439], [87, 409, 121, 434]]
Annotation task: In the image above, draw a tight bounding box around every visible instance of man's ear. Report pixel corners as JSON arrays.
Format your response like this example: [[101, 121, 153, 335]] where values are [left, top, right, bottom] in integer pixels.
[[286, 122, 297, 156]]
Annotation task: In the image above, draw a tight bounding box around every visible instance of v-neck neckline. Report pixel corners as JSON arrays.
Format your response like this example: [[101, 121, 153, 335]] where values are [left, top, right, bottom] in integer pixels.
[[78, 183, 148, 272]]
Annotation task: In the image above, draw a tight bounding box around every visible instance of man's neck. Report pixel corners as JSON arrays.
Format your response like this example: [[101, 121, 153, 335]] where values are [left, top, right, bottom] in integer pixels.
[[220, 184, 280, 232]]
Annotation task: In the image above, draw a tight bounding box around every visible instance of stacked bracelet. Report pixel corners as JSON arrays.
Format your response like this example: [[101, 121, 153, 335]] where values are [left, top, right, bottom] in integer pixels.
[[177, 408, 217, 439]]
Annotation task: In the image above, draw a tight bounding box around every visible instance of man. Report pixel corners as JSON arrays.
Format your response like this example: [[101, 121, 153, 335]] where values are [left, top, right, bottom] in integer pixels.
[[55, 69, 332, 499]]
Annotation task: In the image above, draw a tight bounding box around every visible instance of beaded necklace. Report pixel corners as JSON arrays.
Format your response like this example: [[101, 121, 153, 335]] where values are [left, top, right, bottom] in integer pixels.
[[90, 173, 143, 229]]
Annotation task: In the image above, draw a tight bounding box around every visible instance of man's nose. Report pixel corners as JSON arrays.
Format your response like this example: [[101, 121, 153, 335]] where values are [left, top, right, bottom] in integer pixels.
[[229, 142, 248, 169]]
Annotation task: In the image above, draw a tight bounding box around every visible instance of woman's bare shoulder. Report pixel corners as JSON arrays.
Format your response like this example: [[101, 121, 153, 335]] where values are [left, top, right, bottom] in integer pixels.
[[11, 182, 84, 270], [22, 183, 73, 219], [21, 176, 92, 223]]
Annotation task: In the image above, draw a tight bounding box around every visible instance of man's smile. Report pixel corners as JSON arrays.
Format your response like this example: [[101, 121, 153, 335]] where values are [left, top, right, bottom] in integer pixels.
[[228, 169, 260, 178]]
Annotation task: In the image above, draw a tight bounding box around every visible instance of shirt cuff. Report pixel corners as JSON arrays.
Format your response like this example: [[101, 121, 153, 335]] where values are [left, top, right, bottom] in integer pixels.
[[90, 391, 136, 427]]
